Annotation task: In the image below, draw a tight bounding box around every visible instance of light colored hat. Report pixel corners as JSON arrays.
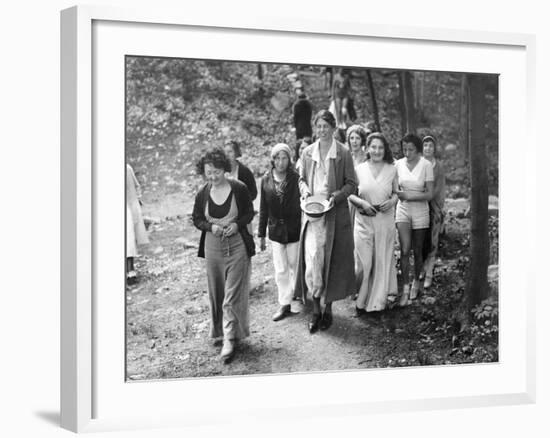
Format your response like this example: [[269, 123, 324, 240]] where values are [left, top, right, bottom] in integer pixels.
[[301, 194, 333, 219], [270, 143, 292, 160]]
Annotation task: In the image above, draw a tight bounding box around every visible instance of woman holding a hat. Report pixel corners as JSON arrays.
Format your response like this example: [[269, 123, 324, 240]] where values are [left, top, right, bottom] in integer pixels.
[[258, 143, 302, 322], [421, 135, 446, 289], [295, 110, 357, 333], [192, 148, 255, 363]]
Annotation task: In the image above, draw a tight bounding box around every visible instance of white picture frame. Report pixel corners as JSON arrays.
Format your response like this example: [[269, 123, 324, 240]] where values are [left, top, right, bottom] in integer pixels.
[[60, 5, 536, 433]]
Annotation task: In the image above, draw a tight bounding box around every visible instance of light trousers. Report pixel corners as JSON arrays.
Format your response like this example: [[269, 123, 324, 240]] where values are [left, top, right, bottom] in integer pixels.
[[271, 240, 300, 306]]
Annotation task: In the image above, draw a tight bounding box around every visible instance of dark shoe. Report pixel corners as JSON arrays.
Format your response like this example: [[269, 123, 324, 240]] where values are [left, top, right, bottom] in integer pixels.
[[308, 314, 322, 334], [220, 339, 235, 364], [272, 305, 291, 322], [355, 306, 367, 317], [320, 312, 333, 331]]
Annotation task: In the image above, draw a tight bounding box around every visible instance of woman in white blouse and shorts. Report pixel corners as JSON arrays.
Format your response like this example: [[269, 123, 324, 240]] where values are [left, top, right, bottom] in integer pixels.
[[395, 133, 434, 305]]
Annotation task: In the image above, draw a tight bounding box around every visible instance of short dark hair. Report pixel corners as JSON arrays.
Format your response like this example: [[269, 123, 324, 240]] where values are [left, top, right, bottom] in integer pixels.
[[313, 109, 336, 129], [224, 140, 242, 158], [196, 148, 231, 175], [401, 133, 423, 153], [366, 132, 394, 164], [422, 134, 440, 159]]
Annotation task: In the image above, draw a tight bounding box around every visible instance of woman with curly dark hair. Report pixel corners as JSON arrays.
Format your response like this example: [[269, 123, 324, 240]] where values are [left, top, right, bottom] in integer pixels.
[[348, 133, 399, 315], [192, 148, 255, 363]]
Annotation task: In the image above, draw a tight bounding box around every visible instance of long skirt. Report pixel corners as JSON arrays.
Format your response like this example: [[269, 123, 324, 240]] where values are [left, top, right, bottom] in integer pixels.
[[204, 232, 251, 340]]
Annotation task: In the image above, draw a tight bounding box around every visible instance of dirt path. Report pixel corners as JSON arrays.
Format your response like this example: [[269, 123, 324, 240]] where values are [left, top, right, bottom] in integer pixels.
[[126, 194, 491, 380]]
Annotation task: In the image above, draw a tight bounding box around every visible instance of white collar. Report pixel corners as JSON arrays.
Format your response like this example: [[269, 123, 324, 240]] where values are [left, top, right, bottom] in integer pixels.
[[312, 139, 337, 163]]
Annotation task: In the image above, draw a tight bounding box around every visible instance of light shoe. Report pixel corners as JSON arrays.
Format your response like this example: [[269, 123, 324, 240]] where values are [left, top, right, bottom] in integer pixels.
[[220, 339, 235, 363], [423, 276, 433, 289], [399, 284, 410, 307], [410, 280, 419, 300]]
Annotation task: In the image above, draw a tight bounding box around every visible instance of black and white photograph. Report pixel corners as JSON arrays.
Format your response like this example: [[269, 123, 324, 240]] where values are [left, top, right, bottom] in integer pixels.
[[125, 57, 499, 380]]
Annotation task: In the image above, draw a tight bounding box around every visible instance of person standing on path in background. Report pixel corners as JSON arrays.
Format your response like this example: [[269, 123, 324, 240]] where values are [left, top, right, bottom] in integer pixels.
[[126, 163, 149, 285], [295, 110, 357, 333], [395, 133, 434, 305], [258, 143, 302, 321], [331, 68, 351, 129], [421, 135, 446, 289], [292, 88, 313, 141], [192, 148, 255, 364], [348, 133, 399, 316]]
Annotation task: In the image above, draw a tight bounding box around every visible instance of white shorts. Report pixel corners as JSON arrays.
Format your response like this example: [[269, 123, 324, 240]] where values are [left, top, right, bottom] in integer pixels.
[[395, 200, 429, 230]]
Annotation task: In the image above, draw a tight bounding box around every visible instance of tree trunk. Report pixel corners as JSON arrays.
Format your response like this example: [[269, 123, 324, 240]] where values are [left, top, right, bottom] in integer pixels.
[[257, 63, 264, 97], [366, 69, 380, 132], [459, 74, 469, 156], [403, 71, 416, 133], [398, 71, 417, 141], [466, 74, 490, 310], [398, 72, 407, 149]]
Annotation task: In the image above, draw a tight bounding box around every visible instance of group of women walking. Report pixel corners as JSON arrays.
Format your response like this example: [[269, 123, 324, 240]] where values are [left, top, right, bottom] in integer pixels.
[[192, 109, 446, 363]]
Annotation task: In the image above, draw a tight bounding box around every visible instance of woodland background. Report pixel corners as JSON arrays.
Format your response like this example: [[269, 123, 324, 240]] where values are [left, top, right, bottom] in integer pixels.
[[125, 58, 499, 380]]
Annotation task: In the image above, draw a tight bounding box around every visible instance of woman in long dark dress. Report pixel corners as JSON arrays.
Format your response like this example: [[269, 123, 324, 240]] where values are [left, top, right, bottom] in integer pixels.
[[258, 143, 301, 321], [295, 110, 357, 333], [192, 148, 255, 363]]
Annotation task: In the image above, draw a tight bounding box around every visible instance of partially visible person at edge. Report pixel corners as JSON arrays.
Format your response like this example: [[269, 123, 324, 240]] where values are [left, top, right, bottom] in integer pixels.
[[192, 148, 255, 364], [292, 88, 313, 141], [295, 109, 357, 334], [348, 132, 399, 316], [394, 133, 434, 305], [223, 140, 258, 201], [126, 163, 149, 285], [258, 143, 302, 322], [421, 134, 446, 289]]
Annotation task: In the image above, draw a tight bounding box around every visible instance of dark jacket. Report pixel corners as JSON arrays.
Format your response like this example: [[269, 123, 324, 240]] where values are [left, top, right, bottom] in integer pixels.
[[192, 179, 256, 258], [292, 97, 313, 139], [258, 169, 301, 244], [236, 161, 257, 201]]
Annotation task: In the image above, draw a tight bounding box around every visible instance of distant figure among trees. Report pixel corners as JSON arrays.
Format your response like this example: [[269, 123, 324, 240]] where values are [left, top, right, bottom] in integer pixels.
[[421, 135, 446, 289], [331, 68, 351, 129], [292, 88, 313, 141]]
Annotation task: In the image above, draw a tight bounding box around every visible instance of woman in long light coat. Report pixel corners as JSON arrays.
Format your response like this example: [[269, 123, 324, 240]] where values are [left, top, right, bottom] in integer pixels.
[[294, 110, 357, 333]]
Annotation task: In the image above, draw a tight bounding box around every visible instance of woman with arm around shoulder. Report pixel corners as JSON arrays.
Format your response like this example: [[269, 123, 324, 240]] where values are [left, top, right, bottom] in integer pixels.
[[348, 132, 399, 315], [192, 148, 255, 364], [258, 143, 302, 322], [295, 109, 358, 334], [395, 133, 434, 305], [421, 135, 446, 288]]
